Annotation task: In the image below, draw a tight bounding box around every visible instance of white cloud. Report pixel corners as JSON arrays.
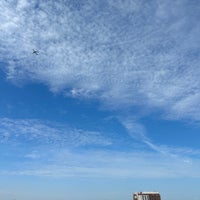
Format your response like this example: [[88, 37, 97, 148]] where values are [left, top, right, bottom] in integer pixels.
[[118, 116, 200, 159], [0, 0, 200, 121], [1, 117, 200, 178], [120, 117, 147, 141], [118, 116, 166, 154], [24, 151, 41, 159], [1, 148, 200, 178], [0, 118, 111, 147]]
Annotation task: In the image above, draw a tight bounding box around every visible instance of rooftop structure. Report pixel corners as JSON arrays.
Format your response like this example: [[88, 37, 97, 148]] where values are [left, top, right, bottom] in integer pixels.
[[133, 192, 161, 200]]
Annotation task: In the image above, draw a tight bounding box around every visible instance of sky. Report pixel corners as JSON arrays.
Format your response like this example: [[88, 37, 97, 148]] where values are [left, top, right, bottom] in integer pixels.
[[0, 0, 200, 200]]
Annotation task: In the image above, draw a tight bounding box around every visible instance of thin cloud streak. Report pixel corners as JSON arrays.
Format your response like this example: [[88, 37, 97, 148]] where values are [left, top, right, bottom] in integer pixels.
[[119, 117, 200, 158]]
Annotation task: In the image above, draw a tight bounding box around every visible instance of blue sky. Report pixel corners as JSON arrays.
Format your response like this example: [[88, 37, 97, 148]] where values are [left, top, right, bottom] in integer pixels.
[[1, 0, 200, 200]]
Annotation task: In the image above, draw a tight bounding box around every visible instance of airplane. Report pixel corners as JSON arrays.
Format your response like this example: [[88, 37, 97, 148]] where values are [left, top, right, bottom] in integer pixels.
[[33, 49, 39, 55]]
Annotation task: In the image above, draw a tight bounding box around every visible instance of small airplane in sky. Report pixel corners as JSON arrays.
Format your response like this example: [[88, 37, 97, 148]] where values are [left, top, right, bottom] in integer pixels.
[[33, 49, 39, 55]]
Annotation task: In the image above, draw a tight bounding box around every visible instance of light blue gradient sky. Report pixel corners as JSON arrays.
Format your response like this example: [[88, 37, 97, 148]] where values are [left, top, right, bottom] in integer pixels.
[[1, 0, 200, 200]]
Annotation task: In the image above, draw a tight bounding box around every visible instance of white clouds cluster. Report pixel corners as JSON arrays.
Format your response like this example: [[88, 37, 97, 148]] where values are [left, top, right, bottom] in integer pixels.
[[1, 0, 200, 120]]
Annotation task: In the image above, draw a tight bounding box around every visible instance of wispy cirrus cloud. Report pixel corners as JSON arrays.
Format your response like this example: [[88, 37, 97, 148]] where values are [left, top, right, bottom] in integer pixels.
[[0, 117, 200, 178], [0, 0, 200, 121], [119, 116, 200, 159], [2, 148, 200, 178], [0, 118, 111, 147]]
